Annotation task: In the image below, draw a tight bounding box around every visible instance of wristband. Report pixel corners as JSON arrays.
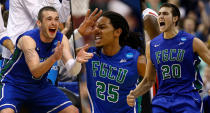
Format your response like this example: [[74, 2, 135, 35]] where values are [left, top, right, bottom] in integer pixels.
[[65, 59, 82, 76]]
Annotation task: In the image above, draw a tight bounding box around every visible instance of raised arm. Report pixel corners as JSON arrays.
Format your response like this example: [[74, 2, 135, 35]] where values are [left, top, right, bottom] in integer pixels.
[[193, 37, 210, 65], [68, 8, 103, 46], [77, 8, 103, 37], [143, 8, 161, 40], [127, 41, 156, 107], [18, 36, 63, 78]]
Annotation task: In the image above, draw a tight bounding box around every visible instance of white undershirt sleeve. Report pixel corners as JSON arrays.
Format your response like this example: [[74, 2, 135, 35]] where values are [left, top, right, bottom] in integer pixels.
[[65, 59, 82, 76]]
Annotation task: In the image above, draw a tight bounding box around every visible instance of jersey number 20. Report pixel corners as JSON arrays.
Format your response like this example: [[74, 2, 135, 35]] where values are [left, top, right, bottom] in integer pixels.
[[161, 64, 181, 80]]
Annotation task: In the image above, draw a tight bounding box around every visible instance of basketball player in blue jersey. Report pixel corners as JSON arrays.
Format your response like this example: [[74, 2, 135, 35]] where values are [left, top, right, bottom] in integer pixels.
[[0, 6, 96, 113], [127, 3, 210, 113], [83, 11, 147, 113]]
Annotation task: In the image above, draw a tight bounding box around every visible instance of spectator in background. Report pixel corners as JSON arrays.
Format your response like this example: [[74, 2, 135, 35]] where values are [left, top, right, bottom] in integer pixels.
[[0, 2, 14, 57], [145, 0, 162, 12], [167, 0, 186, 19], [108, 0, 138, 32], [183, 18, 196, 34], [181, 0, 209, 42]]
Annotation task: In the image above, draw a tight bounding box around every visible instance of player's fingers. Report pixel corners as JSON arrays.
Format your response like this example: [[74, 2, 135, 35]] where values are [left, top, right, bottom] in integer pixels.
[[56, 41, 61, 47], [127, 98, 135, 107], [127, 101, 134, 107], [60, 42, 64, 49], [82, 44, 90, 51], [85, 9, 91, 19], [127, 95, 135, 100], [89, 8, 98, 19], [78, 58, 88, 63], [93, 9, 103, 21], [130, 90, 135, 95], [85, 52, 93, 57], [84, 54, 93, 60]]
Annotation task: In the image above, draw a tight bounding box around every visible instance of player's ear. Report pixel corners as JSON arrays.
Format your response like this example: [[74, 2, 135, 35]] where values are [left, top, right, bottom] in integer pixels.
[[36, 20, 41, 28], [173, 16, 178, 24], [114, 28, 122, 38]]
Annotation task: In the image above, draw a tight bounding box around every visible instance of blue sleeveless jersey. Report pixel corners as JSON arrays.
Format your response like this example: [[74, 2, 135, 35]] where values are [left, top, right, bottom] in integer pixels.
[[86, 46, 140, 113], [1, 28, 63, 85], [150, 30, 202, 95]]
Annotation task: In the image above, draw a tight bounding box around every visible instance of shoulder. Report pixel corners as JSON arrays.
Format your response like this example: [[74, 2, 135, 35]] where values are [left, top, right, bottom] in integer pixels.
[[17, 35, 36, 50], [17, 28, 39, 43], [25, 28, 39, 35], [123, 46, 140, 56], [19, 28, 40, 39], [180, 30, 195, 40], [153, 33, 163, 41], [150, 33, 162, 44], [56, 31, 63, 36], [56, 31, 64, 39]]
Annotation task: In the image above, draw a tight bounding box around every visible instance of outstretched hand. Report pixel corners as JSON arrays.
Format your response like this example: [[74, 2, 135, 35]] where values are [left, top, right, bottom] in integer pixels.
[[76, 44, 93, 63], [78, 8, 103, 36], [127, 90, 136, 107]]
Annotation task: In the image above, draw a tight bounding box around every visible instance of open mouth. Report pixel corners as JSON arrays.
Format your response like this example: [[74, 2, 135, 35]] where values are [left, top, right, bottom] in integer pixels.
[[95, 36, 101, 41], [49, 28, 56, 33], [95, 36, 102, 44], [160, 22, 165, 26], [95, 36, 101, 40]]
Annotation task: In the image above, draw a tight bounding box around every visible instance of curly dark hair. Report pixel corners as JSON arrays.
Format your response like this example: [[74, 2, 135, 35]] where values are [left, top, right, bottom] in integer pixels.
[[101, 11, 145, 54]]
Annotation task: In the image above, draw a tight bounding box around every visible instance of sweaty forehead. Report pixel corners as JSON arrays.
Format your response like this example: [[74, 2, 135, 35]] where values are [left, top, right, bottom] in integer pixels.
[[43, 11, 58, 17], [159, 7, 172, 13], [97, 16, 111, 25]]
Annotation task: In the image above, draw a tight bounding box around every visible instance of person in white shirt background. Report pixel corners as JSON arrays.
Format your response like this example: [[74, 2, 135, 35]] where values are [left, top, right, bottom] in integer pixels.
[[0, 2, 14, 57]]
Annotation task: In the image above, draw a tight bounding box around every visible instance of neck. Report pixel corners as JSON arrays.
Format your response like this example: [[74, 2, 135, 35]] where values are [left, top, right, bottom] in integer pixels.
[[40, 31, 53, 43], [102, 43, 121, 56], [163, 27, 179, 39]]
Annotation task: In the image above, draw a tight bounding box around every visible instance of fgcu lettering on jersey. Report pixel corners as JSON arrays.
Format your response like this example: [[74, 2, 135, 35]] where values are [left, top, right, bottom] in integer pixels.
[[92, 61, 128, 84], [155, 49, 185, 64]]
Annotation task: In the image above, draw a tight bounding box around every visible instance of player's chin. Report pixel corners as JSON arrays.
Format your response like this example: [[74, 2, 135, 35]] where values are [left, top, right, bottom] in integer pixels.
[[48, 34, 56, 39], [95, 45, 103, 48], [159, 28, 166, 32], [95, 43, 102, 48]]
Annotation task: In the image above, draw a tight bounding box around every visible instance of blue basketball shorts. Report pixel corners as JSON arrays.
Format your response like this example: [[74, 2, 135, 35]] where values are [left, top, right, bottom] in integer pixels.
[[0, 82, 73, 113], [152, 92, 202, 113]]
